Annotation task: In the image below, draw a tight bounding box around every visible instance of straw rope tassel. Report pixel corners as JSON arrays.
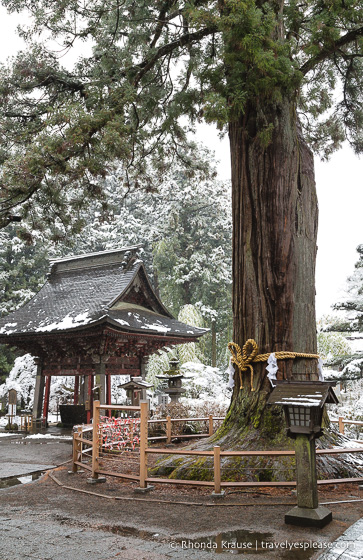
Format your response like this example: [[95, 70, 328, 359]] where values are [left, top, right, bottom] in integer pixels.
[[228, 339, 320, 392]]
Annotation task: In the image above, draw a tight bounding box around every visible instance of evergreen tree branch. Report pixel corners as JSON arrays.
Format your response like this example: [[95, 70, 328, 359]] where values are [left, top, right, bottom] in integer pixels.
[[300, 26, 363, 75], [133, 25, 217, 86], [149, 1, 179, 49]]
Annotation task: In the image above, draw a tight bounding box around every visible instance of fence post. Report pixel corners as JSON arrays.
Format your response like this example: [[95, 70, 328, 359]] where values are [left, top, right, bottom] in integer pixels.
[[138, 400, 151, 491], [209, 415, 214, 436], [91, 400, 100, 480], [338, 417, 344, 434], [166, 415, 172, 444], [78, 426, 83, 465], [213, 446, 223, 496], [72, 428, 81, 473]]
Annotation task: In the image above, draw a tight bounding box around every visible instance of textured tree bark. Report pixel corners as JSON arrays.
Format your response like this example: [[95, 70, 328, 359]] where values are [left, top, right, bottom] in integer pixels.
[[231, 100, 318, 370], [219, 99, 319, 447], [152, 100, 361, 480]]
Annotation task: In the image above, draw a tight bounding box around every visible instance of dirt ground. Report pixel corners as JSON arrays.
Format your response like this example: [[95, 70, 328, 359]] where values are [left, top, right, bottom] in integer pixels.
[[0, 433, 362, 560]]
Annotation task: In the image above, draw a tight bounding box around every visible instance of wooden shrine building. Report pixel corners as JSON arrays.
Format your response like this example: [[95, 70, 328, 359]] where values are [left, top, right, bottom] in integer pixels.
[[0, 247, 207, 423]]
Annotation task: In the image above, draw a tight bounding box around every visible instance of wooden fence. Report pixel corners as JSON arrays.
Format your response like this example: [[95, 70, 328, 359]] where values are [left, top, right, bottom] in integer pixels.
[[19, 414, 33, 431], [72, 401, 363, 493], [331, 416, 363, 435], [148, 414, 224, 443]]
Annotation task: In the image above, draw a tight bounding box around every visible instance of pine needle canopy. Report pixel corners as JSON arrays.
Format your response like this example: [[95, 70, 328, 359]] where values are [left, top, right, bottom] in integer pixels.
[[0, 0, 362, 232]]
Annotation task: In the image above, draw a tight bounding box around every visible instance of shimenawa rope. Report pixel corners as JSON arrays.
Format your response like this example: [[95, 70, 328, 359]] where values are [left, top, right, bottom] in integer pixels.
[[228, 339, 319, 392]]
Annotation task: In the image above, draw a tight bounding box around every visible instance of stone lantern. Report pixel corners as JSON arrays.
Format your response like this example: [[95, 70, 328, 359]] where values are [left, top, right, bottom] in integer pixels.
[[156, 358, 186, 403], [118, 377, 153, 407], [268, 380, 339, 528]]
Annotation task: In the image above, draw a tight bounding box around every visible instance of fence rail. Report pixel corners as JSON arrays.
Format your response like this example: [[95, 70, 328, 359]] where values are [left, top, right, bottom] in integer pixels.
[[330, 417, 363, 435], [72, 403, 363, 494], [148, 414, 224, 443]]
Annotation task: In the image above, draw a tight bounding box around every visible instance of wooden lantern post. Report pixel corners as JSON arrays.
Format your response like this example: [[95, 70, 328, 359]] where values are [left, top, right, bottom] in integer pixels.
[[268, 380, 338, 528]]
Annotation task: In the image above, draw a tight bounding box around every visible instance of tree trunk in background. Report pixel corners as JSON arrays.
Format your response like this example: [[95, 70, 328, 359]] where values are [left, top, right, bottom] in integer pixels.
[[211, 320, 217, 367]]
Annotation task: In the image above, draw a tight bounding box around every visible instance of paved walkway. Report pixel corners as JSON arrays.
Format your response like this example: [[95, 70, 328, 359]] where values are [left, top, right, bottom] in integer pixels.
[[318, 518, 363, 559]]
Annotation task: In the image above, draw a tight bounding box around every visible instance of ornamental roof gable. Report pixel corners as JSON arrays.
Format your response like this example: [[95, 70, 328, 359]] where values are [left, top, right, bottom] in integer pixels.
[[0, 247, 206, 340]]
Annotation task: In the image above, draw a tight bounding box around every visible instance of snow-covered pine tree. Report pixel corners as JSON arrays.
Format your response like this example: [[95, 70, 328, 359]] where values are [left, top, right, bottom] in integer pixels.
[[333, 245, 363, 333], [146, 305, 205, 388], [152, 175, 232, 363], [0, 157, 232, 377], [325, 246, 363, 379], [0, 226, 53, 377], [317, 316, 352, 365], [177, 305, 206, 364]]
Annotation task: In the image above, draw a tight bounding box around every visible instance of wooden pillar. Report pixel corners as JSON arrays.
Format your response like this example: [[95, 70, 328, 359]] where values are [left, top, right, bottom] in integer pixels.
[[94, 361, 106, 404], [72, 426, 82, 473], [139, 401, 149, 489], [32, 358, 45, 421], [91, 400, 100, 479], [42, 376, 51, 423], [209, 414, 214, 436], [140, 356, 148, 401], [78, 375, 86, 405], [74, 375, 79, 405], [295, 435, 318, 509], [285, 434, 332, 527], [166, 415, 172, 444], [87, 374, 93, 424], [213, 446, 222, 495], [338, 416, 344, 434], [106, 374, 112, 418]]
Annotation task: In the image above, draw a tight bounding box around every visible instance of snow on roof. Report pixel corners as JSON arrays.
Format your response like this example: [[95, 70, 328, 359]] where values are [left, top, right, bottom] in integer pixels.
[[268, 381, 338, 407], [273, 396, 322, 407], [0, 249, 207, 340], [118, 378, 153, 389], [34, 312, 92, 333], [49, 245, 142, 265]]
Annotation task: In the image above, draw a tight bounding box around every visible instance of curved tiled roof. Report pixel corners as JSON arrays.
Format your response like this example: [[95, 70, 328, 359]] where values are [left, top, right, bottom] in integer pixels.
[[0, 248, 207, 340]]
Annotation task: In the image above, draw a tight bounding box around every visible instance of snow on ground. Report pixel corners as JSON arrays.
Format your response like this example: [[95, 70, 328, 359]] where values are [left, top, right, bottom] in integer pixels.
[[0, 415, 21, 428], [25, 434, 72, 440]]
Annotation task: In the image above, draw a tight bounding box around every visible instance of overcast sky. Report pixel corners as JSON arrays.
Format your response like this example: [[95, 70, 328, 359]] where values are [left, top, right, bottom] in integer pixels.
[[0, 7, 362, 319], [198, 125, 363, 318]]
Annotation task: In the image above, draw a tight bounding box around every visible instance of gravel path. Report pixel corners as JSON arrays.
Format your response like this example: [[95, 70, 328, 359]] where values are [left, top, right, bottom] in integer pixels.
[[0, 433, 362, 560]]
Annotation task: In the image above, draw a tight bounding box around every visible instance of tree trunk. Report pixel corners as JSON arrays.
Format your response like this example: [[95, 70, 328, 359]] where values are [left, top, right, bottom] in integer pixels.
[[152, 101, 362, 480], [221, 99, 319, 447], [211, 320, 217, 367], [231, 100, 318, 370]]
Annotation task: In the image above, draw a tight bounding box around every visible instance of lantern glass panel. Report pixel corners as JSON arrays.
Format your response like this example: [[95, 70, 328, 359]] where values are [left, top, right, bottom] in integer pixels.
[[288, 406, 311, 428]]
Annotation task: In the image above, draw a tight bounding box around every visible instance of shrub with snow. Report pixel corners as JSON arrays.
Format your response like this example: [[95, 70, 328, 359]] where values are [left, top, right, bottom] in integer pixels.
[[180, 361, 230, 405], [329, 378, 363, 439], [0, 354, 36, 409]]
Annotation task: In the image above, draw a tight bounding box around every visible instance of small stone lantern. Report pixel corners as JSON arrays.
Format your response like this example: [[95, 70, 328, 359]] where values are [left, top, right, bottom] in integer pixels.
[[268, 380, 339, 528], [118, 377, 153, 407], [156, 358, 186, 403]]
